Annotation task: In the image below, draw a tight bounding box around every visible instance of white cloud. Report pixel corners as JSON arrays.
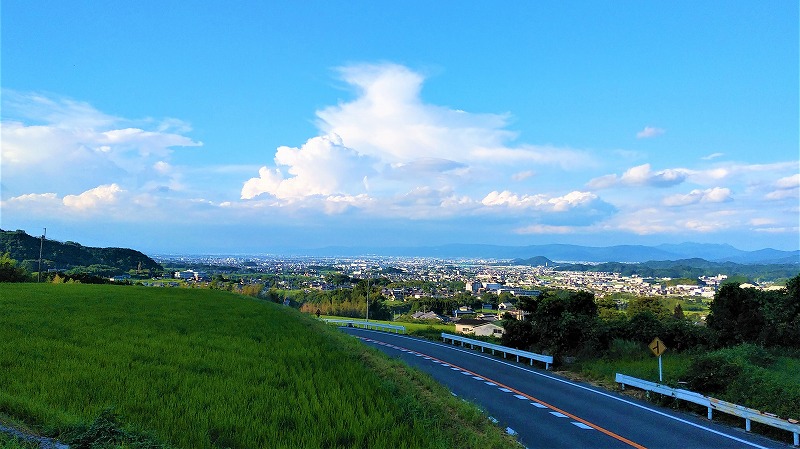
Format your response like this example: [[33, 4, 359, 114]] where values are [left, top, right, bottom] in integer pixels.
[[242, 62, 598, 218], [241, 134, 376, 200], [480, 190, 615, 226], [683, 219, 729, 233], [586, 174, 619, 189], [3, 192, 60, 206], [636, 126, 665, 139], [765, 189, 798, 200], [470, 145, 592, 169], [153, 161, 172, 175], [752, 226, 800, 234], [515, 224, 575, 234], [701, 152, 724, 160], [662, 187, 732, 207], [749, 218, 776, 226], [0, 90, 202, 197], [482, 191, 549, 209], [511, 170, 535, 181], [2, 89, 118, 129], [775, 173, 800, 189], [689, 161, 798, 184], [589, 164, 689, 189], [63, 184, 124, 210], [316, 63, 517, 164], [322, 194, 373, 214], [621, 164, 687, 187], [387, 158, 466, 179], [316, 63, 596, 172], [612, 208, 675, 235], [764, 173, 800, 201]]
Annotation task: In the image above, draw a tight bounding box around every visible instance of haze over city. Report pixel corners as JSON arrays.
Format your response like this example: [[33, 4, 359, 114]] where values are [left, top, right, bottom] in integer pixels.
[[2, 1, 798, 254]]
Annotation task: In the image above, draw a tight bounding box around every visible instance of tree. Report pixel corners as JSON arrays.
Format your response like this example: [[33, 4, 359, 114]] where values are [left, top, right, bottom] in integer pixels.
[[0, 252, 29, 282], [501, 319, 535, 350], [597, 297, 625, 320], [627, 296, 670, 321], [626, 311, 665, 345], [673, 303, 685, 320], [526, 290, 599, 356], [758, 274, 800, 347], [707, 284, 765, 346]]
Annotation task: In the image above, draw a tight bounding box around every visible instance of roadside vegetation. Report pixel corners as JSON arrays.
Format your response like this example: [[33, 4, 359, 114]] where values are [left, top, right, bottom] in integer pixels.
[[0, 284, 517, 449], [496, 275, 800, 424]]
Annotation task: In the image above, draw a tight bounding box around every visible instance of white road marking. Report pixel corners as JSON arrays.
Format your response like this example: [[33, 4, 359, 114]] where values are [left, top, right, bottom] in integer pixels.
[[353, 330, 774, 449]]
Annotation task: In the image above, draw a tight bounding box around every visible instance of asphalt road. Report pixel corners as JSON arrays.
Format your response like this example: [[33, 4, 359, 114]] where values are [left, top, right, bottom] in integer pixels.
[[340, 327, 791, 449]]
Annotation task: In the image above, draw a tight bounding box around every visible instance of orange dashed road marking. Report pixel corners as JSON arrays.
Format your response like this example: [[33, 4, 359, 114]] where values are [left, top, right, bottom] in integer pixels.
[[359, 336, 648, 449]]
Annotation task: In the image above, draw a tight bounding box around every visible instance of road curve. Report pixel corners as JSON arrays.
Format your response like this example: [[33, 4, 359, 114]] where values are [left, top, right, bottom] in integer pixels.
[[341, 327, 790, 449]]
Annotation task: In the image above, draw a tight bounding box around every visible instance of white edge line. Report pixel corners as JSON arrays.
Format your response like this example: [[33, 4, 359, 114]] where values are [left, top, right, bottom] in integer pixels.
[[349, 328, 775, 449]]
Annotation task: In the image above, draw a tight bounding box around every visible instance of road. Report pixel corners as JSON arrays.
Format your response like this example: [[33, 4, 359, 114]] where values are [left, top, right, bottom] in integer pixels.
[[340, 327, 791, 449]]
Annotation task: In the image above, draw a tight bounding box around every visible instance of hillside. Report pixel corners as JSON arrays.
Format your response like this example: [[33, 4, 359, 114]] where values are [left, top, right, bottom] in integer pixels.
[[551, 258, 800, 281], [0, 284, 515, 448], [0, 229, 162, 274]]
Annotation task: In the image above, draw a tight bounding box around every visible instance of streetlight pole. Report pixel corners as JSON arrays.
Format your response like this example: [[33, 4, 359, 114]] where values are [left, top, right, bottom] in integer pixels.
[[366, 268, 370, 322], [38, 228, 46, 283]]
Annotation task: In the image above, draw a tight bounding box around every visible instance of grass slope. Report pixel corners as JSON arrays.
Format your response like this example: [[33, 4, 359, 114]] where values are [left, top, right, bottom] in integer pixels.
[[0, 284, 515, 448], [574, 342, 800, 421]]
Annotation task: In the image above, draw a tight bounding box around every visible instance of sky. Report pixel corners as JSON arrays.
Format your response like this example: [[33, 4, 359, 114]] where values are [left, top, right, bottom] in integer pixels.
[[1, 1, 798, 254]]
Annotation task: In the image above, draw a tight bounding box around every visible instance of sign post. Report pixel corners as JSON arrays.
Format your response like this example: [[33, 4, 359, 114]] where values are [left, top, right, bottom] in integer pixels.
[[649, 337, 667, 382]]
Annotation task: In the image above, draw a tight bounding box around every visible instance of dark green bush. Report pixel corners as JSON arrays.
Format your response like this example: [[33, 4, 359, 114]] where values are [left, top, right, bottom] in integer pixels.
[[684, 354, 742, 395]]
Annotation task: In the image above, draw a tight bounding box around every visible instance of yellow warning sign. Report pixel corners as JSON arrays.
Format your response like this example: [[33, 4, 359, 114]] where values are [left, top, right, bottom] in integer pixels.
[[649, 337, 667, 357]]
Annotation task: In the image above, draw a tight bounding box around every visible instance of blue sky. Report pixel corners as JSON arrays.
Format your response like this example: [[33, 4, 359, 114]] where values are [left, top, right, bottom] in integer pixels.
[[2, 1, 798, 253]]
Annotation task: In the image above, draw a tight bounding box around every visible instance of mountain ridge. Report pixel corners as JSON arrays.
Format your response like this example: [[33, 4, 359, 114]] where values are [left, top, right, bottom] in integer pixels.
[[300, 242, 799, 264]]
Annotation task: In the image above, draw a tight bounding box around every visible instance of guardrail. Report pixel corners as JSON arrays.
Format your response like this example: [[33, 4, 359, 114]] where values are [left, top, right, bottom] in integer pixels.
[[441, 333, 553, 370], [323, 319, 406, 334], [616, 373, 799, 446]]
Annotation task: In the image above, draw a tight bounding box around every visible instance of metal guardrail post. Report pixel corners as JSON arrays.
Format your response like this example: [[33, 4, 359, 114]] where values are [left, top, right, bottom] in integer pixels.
[[440, 333, 553, 370], [616, 373, 799, 446]]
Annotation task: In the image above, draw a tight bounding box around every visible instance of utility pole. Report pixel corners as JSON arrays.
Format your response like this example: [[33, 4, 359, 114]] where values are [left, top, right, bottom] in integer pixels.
[[38, 228, 46, 282]]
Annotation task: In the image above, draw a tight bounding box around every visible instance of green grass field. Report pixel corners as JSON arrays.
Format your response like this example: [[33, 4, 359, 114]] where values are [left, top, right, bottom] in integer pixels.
[[0, 284, 516, 448]]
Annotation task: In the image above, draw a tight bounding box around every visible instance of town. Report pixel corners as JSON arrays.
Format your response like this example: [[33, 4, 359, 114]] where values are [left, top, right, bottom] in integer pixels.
[[150, 254, 783, 300]]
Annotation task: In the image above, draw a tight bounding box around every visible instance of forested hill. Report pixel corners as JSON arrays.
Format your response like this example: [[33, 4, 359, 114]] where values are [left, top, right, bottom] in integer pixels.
[[550, 258, 798, 281], [0, 229, 162, 273]]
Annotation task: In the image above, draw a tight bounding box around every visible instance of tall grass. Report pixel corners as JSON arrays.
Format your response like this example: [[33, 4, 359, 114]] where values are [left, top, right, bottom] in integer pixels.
[[573, 339, 800, 421], [0, 284, 515, 448]]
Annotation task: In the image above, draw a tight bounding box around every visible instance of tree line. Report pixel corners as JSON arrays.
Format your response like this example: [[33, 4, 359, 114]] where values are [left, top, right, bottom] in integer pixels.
[[501, 274, 800, 360]]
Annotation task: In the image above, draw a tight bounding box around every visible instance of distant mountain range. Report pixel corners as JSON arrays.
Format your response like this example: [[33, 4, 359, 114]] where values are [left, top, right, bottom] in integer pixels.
[[304, 242, 799, 264]]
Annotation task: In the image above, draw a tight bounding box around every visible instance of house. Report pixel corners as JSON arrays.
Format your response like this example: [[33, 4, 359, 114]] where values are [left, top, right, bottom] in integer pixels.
[[411, 311, 446, 321], [175, 270, 195, 280], [498, 302, 514, 310], [499, 308, 528, 321], [476, 313, 500, 322], [455, 319, 505, 337]]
